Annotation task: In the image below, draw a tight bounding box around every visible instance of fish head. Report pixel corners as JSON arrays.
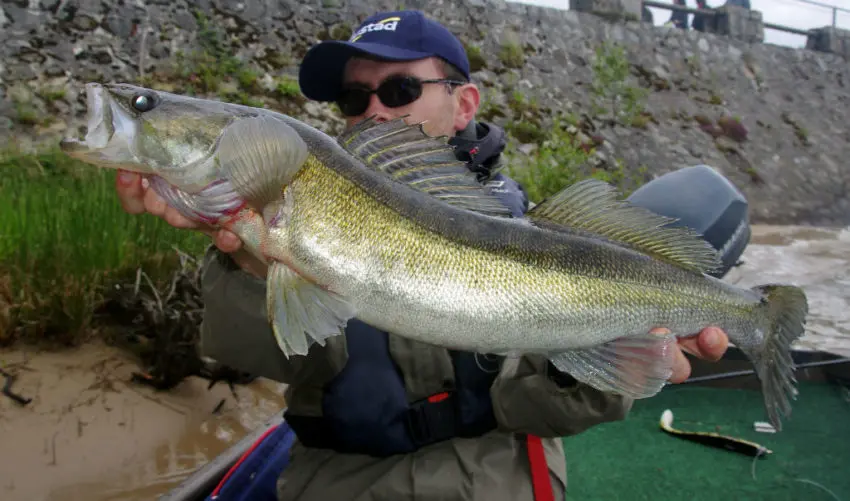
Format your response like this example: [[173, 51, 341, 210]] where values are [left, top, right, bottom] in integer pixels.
[[59, 82, 251, 190]]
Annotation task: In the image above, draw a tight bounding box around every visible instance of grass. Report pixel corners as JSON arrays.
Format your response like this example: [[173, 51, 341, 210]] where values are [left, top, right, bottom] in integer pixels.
[[0, 147, 209, 346], [504, 116, 648, 204], [590, 42, 649, 127], [499, 37, 525, 69]]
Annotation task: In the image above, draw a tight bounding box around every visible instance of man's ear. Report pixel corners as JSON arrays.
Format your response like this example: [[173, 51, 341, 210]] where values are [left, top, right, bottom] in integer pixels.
[[454, 83, 480, 131]]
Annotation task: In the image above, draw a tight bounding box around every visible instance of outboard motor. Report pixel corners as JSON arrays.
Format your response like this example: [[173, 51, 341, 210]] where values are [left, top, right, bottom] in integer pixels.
[[626, 165, 750, 279]]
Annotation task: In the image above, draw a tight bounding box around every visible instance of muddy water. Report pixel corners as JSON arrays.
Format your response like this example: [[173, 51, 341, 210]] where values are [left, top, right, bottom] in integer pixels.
[[0, 224, 848, 501], [726, 224, 850, 358], [0, 342, 287, 501]]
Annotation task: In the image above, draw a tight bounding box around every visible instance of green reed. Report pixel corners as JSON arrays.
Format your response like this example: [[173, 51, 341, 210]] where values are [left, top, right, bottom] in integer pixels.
[[0, 147, 209, 345]]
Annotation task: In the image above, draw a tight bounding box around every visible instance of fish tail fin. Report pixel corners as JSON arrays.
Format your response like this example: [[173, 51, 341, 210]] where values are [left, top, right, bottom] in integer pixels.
[[219, 115, 310, 209], [744, 284, 809, 432]]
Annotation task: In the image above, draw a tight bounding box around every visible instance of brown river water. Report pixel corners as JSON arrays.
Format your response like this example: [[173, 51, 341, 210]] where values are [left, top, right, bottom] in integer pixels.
[[0, 224, 848, 501]]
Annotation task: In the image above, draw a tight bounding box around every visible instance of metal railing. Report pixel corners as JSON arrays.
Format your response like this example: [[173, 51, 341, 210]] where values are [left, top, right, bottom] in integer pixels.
[[642, 0, 850, 38], [793, 0, 849, 27]]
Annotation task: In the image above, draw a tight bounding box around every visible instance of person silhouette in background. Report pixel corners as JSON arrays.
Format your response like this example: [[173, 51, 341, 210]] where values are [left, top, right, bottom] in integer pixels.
[[693, 0, 710, 32], [666, 0, 689, 29]]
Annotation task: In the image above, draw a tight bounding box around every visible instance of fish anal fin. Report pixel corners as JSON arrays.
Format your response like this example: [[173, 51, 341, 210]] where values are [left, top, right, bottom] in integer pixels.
[[526, 179, 721, 274], [265, 261, 356, 358], [336, 116, 512, 219], [548, 331, 677, 399]]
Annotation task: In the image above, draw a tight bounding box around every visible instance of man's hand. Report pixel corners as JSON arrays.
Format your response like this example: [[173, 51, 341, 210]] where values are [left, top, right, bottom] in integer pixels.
[[650, 326, 729, 383], [115, 170, 267, 277]]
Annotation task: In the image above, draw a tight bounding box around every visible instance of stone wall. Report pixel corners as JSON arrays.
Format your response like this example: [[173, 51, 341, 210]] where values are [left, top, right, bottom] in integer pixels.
[[1, 0, 849, 226]]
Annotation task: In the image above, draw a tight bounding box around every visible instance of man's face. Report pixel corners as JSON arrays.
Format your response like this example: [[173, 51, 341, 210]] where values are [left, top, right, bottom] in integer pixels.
[[340, 56, 471, 137]]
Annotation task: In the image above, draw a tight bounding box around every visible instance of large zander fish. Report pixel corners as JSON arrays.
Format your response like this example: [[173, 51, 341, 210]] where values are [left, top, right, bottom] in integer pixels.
[[61, 82, 809, 431]]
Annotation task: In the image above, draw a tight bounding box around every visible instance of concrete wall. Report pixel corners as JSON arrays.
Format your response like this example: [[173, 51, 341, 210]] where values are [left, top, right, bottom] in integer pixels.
[[1, 0, 849, 225]]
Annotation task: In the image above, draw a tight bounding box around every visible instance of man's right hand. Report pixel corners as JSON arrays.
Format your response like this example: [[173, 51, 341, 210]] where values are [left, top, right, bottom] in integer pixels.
[[115, 170, 269, 278]]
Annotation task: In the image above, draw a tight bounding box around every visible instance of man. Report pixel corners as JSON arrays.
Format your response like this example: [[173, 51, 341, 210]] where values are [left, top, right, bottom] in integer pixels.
[[693, 0, 711, 32], [115, 10, 729, 500], [666, 0, 689, 29]]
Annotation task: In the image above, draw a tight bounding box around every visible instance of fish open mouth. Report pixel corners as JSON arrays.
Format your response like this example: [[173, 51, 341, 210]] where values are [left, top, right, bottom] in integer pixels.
[[59, 83, 113, 154]]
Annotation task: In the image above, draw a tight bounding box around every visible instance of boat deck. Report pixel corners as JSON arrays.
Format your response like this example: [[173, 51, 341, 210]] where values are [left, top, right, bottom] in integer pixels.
[[562, 373, 850, 501]]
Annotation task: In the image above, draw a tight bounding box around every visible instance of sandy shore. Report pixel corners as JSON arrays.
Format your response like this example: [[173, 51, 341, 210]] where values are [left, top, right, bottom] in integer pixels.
[[0, 341, 287, 501]]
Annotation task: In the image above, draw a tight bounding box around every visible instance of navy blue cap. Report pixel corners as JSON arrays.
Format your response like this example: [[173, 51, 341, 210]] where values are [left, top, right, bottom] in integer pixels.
[[298, 10, 470, 102]]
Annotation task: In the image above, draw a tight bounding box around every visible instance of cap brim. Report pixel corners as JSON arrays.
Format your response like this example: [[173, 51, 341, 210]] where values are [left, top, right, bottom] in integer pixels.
[[298, 41, 434, 102]]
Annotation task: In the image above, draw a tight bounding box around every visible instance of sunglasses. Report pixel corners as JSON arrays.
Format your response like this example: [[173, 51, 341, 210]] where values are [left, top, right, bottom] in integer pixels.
[[336, 75, 466, 117]]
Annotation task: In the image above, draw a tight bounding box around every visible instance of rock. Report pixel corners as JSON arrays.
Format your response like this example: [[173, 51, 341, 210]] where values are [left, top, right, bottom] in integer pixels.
[[258, 73, 276, 92], [72, 14, 99, 31], [104, 10, 137, 38], [174, 9, 198, 31], [213, 0, 270, 25], [518, 143, 537, 155], [4, 63, 36, 81]]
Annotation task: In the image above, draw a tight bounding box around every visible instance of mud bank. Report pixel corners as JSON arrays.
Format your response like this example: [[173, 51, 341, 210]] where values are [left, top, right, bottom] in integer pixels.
[[0, 341, 287, 501]]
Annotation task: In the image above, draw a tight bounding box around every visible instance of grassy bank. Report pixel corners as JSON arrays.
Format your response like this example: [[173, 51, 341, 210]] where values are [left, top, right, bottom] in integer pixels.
[[0, 147, 209, 346]]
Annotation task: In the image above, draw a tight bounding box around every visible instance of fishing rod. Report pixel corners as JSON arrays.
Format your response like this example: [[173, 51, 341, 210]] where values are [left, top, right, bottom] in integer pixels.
[[677, 357, 850, 385]]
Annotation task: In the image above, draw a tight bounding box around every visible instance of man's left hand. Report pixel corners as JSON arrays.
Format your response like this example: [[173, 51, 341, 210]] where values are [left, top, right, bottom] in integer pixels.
[[650, 327, 729, 383]]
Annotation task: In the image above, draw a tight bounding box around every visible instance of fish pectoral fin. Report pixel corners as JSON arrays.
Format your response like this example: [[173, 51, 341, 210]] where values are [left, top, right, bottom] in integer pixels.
[[336, 116, 513, 219], [526, 178, 721, 275], [548, 332, 677, 399], [266, 261, 356, 358], [219, 115, 309, 209]]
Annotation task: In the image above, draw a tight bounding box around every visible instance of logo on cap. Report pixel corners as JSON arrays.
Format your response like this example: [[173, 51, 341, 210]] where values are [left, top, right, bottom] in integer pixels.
[[349, 16, 402, 42]]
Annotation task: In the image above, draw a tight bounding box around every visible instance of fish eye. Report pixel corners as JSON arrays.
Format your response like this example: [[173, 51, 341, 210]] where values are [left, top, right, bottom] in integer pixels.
[[131, 94, 156, 112]]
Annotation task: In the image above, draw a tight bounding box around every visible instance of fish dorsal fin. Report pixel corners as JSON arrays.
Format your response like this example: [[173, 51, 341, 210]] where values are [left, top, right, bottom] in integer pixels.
[[336, 116, 513, 218], [527, 178, 721, 274]]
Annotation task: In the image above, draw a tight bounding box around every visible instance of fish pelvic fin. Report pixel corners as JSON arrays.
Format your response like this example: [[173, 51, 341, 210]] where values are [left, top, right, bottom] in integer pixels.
[[526, 178, 722, 275], [547, 331, 677, 399], [266, 261, 356, 358], [743, 284, 809, 432], [336, 116, 513, 219], [219, 115, 309, 210]]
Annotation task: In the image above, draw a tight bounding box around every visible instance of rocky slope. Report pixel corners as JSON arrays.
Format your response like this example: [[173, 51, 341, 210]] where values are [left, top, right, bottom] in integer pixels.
[[1, 0, 848, 225]]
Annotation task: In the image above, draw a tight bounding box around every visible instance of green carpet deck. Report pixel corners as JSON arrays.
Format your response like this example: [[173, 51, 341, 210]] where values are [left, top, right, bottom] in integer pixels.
[[561, 381, 850, 501]]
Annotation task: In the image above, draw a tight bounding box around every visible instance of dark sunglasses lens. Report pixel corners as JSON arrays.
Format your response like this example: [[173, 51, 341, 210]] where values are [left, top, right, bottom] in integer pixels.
[[377, 77, 422, 108], [337, 89, 371, 117]]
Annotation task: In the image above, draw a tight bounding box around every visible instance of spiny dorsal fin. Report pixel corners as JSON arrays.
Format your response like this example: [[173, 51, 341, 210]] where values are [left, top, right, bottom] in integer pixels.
[[336, 116, 513, 218], [527, 178, 721, 274]]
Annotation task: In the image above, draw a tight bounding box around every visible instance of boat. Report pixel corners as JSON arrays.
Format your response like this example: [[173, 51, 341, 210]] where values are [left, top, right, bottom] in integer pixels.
[[157, 347, 848, 501], [158, 409, 290, 501]]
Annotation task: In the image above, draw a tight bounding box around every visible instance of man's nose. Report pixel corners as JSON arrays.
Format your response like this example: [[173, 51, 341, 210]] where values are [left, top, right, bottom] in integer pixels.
[[363, 93, 392, 123]]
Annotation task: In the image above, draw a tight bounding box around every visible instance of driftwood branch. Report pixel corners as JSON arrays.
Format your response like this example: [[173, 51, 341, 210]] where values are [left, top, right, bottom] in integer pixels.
[[96, 248, 255, 391]]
